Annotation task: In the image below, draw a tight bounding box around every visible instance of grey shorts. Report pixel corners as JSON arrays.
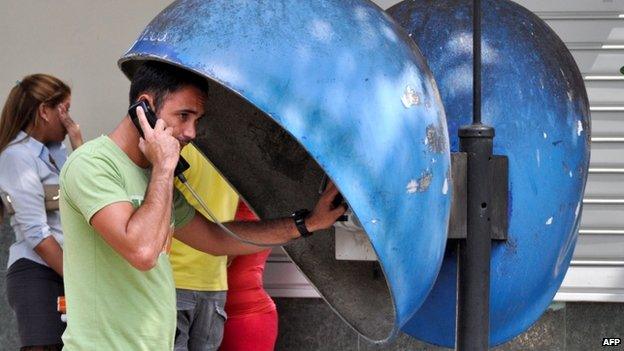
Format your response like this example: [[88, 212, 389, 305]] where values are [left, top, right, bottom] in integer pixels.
[[174, 289, 227, 351]]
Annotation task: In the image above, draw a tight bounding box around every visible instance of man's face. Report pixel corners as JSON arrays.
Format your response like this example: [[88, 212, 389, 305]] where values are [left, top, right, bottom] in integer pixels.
[[155, 85, 206, 147]]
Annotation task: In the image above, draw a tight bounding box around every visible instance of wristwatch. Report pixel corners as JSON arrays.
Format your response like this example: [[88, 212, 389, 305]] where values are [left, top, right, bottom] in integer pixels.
[[292, 209, 312, 237]]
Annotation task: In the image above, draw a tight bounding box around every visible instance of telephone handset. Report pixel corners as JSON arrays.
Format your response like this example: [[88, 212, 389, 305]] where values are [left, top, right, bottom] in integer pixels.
[[128, 100, 190, 179]]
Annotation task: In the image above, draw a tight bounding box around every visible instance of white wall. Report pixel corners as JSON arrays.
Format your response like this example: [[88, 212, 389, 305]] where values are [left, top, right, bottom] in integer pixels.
[[0, 1, 171, 142]]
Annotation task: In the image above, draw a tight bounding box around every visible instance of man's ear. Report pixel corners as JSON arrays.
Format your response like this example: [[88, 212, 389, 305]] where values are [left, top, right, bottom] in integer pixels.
[[136, 94, 155, 111]]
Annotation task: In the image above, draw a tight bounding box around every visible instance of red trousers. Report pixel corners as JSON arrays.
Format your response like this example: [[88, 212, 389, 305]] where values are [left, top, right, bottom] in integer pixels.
[[220, 310, 278, 351]]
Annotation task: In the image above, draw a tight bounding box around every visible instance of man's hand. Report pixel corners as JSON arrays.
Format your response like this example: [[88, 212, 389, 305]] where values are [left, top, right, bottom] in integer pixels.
[[135, 106, 180, 172], [58, 104, 83, 149], [305, 181, 347, 232]]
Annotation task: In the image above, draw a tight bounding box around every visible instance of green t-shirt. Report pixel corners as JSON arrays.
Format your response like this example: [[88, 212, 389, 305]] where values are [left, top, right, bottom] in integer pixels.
[[59, 136, 195, 350]]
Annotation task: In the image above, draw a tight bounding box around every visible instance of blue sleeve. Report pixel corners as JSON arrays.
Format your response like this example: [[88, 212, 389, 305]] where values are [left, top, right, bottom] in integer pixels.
[[0, 149, 51, 248]]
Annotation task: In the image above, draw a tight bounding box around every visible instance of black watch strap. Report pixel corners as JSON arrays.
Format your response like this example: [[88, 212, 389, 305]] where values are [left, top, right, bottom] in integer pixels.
[[292, 209, 312, 237]]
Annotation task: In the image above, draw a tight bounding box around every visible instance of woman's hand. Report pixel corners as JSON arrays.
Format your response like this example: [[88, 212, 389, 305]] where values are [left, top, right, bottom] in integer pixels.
[[58, 104, 83, 149]]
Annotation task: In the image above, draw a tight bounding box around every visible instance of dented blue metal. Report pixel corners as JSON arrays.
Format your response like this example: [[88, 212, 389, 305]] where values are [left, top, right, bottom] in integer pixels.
[[388, 0, 591, 346], [119, 0, 451, 342]]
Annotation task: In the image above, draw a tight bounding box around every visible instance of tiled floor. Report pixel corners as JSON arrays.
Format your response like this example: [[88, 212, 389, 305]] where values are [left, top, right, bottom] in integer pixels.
[[275, 299, 624, 351]]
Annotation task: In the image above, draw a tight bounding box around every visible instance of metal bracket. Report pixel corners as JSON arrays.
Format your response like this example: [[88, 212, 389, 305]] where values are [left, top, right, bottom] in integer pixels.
[[447, 152, 509, 240]]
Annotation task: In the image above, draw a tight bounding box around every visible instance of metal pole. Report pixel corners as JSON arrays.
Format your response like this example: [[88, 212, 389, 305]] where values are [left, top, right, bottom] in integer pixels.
[[456, 0, 493, 349], [457, 126, 493, 351], [472, 0, 482, 125]]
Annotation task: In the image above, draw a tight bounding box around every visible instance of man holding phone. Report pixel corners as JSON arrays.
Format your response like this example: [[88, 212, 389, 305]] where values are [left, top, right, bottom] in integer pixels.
[[58, 61, 346, 350]]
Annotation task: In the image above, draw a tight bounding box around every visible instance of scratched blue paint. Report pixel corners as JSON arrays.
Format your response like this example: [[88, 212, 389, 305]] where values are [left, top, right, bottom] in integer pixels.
[[388, 0, 591, 346], [119, 0, 451, 341]]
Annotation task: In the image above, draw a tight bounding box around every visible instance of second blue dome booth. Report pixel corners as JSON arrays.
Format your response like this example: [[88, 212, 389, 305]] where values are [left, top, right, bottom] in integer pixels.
[[388, 0, 591, 347]]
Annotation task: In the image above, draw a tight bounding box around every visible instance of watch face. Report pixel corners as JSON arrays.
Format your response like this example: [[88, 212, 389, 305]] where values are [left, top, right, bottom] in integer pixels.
[[293, 210, 311, 236]]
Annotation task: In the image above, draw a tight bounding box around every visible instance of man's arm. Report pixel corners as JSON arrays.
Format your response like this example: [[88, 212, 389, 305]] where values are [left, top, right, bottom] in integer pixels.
[[89, 107, 181, 271], [174, 183, 345, 255], [89, 165, 174, 271], [174, 215, 296, 255]]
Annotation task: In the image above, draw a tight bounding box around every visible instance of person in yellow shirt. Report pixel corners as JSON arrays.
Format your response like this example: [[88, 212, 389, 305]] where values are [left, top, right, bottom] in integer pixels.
[[171, 144, 239, 351]]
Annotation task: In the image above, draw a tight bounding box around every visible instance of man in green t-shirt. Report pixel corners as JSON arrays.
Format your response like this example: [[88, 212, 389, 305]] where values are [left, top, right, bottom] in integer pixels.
[[59, 62, 346, 350]]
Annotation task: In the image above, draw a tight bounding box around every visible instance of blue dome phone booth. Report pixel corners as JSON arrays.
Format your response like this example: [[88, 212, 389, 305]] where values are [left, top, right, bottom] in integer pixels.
[[119, 0, 590, 347], [120, 0, 451, 343]]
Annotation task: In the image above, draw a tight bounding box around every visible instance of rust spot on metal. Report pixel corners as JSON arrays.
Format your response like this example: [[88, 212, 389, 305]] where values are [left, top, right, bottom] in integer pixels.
[[401, 85, 420, 108], [425, 124, 446, 153], [407, 170, 433, 193]]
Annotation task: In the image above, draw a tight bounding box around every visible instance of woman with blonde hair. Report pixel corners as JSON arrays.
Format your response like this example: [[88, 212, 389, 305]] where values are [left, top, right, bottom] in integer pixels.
[[0, 74, 82, 351]]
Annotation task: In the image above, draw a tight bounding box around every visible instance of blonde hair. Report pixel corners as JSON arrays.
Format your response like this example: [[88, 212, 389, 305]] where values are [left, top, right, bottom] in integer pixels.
[[0, 74, 70, 153]]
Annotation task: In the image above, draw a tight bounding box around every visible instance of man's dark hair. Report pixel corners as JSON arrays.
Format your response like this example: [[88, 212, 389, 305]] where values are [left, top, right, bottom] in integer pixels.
[[129, 61, 209, 112]]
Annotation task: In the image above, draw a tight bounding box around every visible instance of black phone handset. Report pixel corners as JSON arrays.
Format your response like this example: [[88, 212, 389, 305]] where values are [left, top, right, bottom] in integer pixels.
[[319, 174, 348, 222], [128, 100, 190, 181]]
